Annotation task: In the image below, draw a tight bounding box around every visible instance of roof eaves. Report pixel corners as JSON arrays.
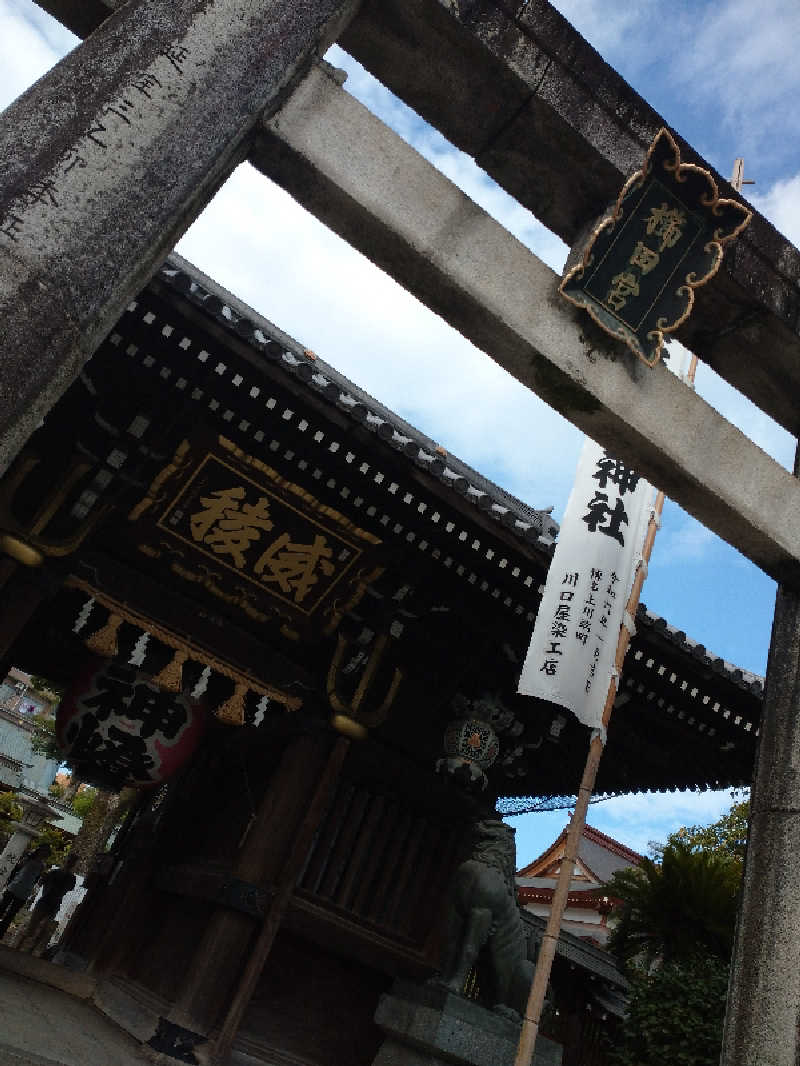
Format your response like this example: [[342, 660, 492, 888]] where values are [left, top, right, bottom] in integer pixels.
[[159, 255, 559, 549]]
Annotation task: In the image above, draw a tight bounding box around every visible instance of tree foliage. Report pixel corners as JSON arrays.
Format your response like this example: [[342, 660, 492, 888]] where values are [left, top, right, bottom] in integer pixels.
[[608, 954, 729, 1066], [0, 791, 22, 835], [31, 823, 72, 866], [29, 712, 61, 761], [71, 786, 98, 819], [603, 802, 747, 1066], [667, 796, 749, 865], [605, 839, 740, 970]]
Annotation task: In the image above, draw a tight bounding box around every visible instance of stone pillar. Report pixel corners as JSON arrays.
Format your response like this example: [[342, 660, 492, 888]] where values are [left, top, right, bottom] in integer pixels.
[[720, 580, 800, 1066], [0, 0, 359, 475], [371, 981, 562, 1066], [0, 793, 55, 889]]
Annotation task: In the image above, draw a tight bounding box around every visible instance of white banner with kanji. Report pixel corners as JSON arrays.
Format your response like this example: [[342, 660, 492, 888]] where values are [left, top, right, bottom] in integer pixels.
[[518, 440, 655, 729]]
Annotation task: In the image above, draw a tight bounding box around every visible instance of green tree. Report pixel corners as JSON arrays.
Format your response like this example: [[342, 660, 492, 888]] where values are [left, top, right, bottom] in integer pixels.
[[609, 955, 729, 1066], [606, 839, 740, 971], [29, 712, 61, 761], [668, 796, 749, 864], [0, 791, 22, 838], [69, 787, 136, 876], [30, 823, 72, 866], [71, 786, 98, 819], [602, 808, 745, 1066]]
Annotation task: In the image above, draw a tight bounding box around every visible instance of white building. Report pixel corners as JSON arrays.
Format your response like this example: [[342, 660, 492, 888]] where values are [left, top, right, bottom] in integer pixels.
[[517, 823, 642, 947]]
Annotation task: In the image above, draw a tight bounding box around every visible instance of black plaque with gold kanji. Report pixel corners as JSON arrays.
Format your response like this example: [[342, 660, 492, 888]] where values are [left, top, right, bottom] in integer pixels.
[[155, 449, 365, 616], [560, 128, 752, 366]]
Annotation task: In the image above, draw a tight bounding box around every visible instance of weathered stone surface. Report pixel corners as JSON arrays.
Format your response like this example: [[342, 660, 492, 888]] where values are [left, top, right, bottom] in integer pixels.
[[340, 0, 800, 437], [372, 980, 562, 1066], [0, 0, 358, 475], [721, 577, 800, 1066], [256, 66, 800, 585], [35, 0, 800, 437]]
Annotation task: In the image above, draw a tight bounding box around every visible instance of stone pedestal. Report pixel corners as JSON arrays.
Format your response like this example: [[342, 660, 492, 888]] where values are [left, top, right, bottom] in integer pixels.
[[372, 981, 562, 1066], [0, 793, 55, 889]]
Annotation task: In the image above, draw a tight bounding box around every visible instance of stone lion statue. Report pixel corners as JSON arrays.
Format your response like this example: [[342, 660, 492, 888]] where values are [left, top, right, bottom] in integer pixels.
[[439, 819, 533, 1018]]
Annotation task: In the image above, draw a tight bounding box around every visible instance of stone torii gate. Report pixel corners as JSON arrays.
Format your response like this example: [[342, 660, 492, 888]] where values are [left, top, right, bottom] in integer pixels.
[[1, 2, 798, 1063]]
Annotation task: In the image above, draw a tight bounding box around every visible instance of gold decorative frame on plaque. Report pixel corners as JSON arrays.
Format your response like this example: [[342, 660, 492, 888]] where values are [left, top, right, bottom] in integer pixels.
[[560, 128, 752, 367]]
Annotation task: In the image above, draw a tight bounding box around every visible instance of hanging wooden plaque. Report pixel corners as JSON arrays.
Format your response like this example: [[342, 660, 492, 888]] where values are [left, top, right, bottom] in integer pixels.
[[560, 128, 752, 367]]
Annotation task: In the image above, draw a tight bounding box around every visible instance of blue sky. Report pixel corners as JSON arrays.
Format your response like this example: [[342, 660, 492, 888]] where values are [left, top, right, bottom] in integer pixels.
[[1, 0, 797, 861]]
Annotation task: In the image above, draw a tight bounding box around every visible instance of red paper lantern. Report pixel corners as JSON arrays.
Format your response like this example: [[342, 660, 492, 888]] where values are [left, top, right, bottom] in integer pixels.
[[56, 659, 206, 788]]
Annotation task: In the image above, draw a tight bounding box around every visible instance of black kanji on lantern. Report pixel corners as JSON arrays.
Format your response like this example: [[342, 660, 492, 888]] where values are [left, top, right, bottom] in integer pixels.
[[62, 661, 193, 785], [64, 715, 157, 783], [123, 685, 187, 740], [80, 663, 186, 740], [80, 664, 137, 722]]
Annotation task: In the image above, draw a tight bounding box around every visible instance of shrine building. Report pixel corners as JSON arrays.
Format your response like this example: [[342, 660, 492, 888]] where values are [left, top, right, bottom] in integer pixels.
[[1, 0, 792, 1062], [0, 254, 762, 1065]]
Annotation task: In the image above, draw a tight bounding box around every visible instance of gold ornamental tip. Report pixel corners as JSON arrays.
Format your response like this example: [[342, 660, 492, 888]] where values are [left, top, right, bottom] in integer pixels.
[[331, 713, 369, 741], [0, 534, 43, 567]]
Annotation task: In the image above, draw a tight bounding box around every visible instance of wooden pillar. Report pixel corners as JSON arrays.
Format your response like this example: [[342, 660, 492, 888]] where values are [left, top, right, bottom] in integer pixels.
[[168, 730, 344, 1037], [0, 0, 360, 475], [720, 578, 800, 1065], [0, 563, 53, 666]]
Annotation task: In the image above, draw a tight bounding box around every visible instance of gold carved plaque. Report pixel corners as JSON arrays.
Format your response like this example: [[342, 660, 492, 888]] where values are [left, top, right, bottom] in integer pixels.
[[131, 437, 380, 622]]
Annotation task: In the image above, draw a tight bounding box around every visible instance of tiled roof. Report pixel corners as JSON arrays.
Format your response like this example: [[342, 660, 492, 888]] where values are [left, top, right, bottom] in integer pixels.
[[160, 255, 559, 548], [160, 255, 765, 704], [517, 822, 641, 879], [637, 606, 764, 697]]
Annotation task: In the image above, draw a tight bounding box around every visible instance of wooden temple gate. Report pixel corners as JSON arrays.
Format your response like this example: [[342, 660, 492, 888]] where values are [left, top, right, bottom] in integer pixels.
[[0, 254, 763, 1064], [0, 2, 797, 1064]]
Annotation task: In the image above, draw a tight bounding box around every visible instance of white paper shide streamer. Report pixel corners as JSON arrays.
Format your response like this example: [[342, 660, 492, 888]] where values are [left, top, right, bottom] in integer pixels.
[[518, 440, 654, 729]]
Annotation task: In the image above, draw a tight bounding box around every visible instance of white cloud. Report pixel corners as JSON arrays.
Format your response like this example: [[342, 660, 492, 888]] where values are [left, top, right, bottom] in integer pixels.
[[674, 0, 800, 147], [654, 516, 715, 565], [508, 787, 742, 865], [177, 162, 582, 515], [548, 0, 655, 63], [0, 0, 73, 109], [751, 173, 800, 249], [587, 788, 742, 856]]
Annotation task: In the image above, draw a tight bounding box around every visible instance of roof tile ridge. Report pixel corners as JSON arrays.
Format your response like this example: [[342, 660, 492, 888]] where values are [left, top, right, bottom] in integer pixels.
[[516, 825, 569, 877]]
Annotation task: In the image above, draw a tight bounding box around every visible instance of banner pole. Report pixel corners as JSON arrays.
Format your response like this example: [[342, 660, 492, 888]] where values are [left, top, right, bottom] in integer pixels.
[[514, 354, 696, 1066]]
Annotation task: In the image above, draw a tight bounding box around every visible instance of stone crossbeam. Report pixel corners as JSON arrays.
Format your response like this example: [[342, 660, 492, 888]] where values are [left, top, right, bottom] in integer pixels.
[[0, 0, 359, 476], [340, 0, 800, 438], [252, 65, 800, 586], [33, 0, 800, 440]]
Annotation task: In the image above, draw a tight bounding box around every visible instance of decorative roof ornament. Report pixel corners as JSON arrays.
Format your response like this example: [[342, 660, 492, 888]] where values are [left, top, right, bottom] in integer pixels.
[[560, 128, 752, 368]]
